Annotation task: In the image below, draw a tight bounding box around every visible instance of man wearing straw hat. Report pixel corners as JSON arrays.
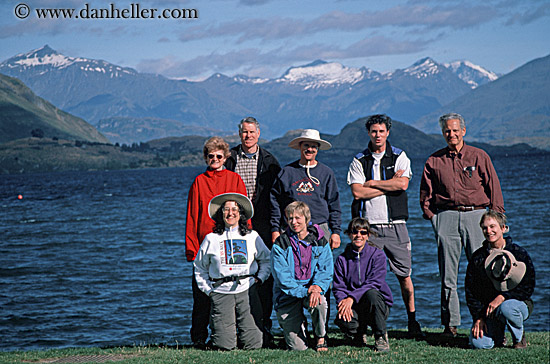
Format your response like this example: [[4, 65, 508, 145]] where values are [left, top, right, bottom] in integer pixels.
[[270, 129, 342, 249], [465, 210, 535, 349]]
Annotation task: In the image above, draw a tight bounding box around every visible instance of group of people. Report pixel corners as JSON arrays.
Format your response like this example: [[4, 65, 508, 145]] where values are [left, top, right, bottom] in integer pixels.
[[184, 113, 536, 352]]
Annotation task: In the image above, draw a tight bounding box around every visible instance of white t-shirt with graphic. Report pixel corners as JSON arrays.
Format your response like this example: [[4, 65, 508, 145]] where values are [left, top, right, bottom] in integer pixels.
[[194, 226, 271, 295]]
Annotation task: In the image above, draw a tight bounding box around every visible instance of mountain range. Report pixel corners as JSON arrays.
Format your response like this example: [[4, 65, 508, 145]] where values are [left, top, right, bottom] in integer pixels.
[[414, 55, 550, 147], [0, 45, 498, 143]]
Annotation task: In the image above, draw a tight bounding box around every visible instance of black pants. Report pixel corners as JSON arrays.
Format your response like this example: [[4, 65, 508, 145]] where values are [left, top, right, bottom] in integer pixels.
[[258, 275, 274, 332], [191, 270, 210, 344], [256, 229, 274, 341], [334, 289, 390, 337]]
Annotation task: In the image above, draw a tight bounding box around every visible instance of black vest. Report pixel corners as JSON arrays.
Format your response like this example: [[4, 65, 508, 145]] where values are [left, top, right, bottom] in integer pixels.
[[351, 141, 409, 221]]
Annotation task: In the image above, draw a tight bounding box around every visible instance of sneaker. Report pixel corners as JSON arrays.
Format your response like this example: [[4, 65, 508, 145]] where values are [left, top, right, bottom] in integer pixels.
[[442, 326, 458, 338], [374, 333, 390, 352], [512, 334, 527, 349], [408, 320, 426, 338]]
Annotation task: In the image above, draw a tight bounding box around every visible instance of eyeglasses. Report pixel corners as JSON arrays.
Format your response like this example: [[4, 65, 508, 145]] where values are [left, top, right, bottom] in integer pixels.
[[208, 153, 224, 160], [351, 229, 369, 236], [223, 207, 240, 213]]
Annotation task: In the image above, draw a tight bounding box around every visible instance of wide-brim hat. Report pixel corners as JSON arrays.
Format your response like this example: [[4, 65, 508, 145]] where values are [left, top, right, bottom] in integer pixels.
[[288, 129, 332, 151], [484, 249, 526, 292], [208, 192, 254, 220]]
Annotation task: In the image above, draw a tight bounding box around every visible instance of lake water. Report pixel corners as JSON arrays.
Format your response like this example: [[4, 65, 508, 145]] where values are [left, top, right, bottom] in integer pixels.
[[1, 153, 549, 351]]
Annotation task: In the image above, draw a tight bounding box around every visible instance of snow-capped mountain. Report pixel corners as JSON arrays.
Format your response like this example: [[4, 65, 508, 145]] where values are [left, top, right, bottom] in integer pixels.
[[445, 60, 499, 88], [415, 54, 550, 145], [398, 57, 444, 79], [276, 60, 380, 88], [1, 45, 138, 78], [0, 45, 187, 117]]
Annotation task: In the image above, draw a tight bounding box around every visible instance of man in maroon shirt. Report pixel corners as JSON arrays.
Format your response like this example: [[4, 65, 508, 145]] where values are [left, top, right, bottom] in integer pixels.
[[419, 113, 504, 338]]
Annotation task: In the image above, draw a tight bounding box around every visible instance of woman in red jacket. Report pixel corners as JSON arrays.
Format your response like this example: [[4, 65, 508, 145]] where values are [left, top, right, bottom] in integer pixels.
[[185, 136, 247, 348]]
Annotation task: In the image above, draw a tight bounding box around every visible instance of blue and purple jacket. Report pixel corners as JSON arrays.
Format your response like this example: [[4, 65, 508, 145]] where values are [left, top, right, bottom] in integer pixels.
[[271, 224, 333, 310]]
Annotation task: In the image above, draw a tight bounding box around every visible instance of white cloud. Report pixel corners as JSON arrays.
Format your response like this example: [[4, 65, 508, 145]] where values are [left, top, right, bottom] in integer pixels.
[[137, 34, 432, 79]]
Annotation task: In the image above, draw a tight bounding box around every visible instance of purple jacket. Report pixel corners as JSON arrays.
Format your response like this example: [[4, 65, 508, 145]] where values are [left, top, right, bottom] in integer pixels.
[[333, 243, 393, 307]]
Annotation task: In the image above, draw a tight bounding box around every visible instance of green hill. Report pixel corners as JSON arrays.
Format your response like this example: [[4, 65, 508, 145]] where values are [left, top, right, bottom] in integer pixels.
[[0, 73, 109, 144], [0, 116, 542, 174]]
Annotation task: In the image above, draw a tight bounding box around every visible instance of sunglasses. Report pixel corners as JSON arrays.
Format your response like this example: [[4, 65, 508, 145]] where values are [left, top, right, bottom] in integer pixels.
[[208, 153, 224, 160], [351, 229, 369, 236]]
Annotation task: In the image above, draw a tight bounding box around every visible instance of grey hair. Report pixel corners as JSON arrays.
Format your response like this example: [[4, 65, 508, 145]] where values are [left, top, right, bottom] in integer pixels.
[[238, 116, 260, 133], [438, 113, 466, 132]]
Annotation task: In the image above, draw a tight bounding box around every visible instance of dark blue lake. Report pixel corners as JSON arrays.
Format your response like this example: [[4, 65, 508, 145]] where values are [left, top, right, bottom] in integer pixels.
[[1, 153, 549, 351]]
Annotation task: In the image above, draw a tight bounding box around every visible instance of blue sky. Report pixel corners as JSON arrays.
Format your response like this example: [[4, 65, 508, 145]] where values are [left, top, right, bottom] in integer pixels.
[[1, 0, 549, 80]]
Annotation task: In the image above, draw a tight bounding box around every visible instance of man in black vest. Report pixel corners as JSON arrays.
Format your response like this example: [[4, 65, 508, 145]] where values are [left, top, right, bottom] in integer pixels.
[[347, 114, 424, 338], [225, 116, 281, 347]]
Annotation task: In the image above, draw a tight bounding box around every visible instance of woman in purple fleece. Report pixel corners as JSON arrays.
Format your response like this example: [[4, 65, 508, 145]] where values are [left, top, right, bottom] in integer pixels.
[[333, 217, 393, 352]]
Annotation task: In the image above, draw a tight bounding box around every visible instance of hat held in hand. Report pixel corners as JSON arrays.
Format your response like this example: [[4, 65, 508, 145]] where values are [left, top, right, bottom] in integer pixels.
[[484, 249, 526, 292]]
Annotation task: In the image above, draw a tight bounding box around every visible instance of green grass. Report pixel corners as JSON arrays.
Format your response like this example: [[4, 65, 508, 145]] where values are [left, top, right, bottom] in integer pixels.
[[1, 329, 548, 364]]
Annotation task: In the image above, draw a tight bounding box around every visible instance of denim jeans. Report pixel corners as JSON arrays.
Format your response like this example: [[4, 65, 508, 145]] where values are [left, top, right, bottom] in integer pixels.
[[469, 299, 529, 349]]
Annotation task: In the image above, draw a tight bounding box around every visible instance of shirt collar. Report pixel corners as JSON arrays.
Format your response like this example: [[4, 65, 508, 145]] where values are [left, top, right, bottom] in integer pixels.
[[238, 145, 259, 159], [446, 142, 468, 158]]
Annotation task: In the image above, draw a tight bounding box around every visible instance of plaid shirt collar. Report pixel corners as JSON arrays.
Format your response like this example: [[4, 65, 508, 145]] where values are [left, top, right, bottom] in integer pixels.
[[238, 145, 259, 159]]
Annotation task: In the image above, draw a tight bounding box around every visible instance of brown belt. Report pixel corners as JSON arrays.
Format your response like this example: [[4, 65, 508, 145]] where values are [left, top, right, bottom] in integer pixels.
[[446, 206, 485, 212]]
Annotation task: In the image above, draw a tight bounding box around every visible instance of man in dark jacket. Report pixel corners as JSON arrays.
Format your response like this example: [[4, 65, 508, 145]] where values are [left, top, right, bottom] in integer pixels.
[[225, 116, 281, 346], [465, 210, 535, 349], [333, 217, 393, 352]]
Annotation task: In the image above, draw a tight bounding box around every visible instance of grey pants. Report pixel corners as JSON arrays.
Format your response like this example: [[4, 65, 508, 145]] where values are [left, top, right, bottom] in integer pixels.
[[209, 286, 262, 350], [432, 209, 485, 327], [276, 295, 328, 351]]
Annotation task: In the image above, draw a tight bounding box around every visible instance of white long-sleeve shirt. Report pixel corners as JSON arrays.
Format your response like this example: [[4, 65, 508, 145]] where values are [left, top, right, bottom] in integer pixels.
[[194, 226, 271, 295]]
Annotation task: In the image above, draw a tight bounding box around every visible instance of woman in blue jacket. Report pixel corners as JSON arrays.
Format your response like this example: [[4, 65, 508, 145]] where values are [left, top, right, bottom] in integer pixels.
[[333, 217, 393, 352], [271, 201, 333, 352]]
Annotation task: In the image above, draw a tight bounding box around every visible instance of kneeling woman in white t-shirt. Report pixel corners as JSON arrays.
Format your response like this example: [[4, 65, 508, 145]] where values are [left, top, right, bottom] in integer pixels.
[[194, 192, 271, 350]]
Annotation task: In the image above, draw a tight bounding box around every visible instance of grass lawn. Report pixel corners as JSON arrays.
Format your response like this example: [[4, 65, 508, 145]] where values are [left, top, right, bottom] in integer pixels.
[[1, 329, 548, 364]]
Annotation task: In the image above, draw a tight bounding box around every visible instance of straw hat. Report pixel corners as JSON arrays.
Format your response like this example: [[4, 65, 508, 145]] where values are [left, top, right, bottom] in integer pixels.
[[288, 129, 332, 151], [484, 249, 526, 292], [208, 192, 254, 220]]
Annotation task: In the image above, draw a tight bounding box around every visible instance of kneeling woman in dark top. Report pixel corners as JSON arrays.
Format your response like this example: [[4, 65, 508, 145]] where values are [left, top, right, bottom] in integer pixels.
[[333, 217, 393, 352]]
